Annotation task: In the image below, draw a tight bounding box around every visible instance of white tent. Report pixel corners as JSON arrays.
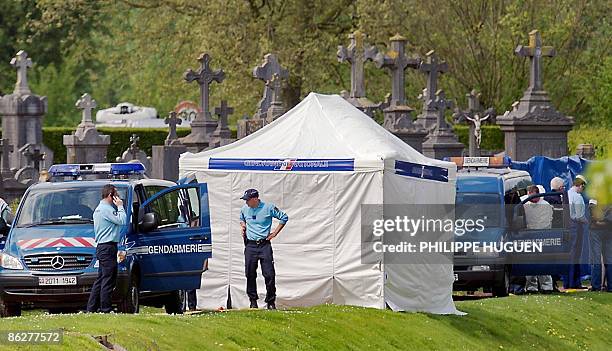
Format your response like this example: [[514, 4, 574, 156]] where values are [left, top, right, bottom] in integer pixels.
[[179, 93, 460, 314]]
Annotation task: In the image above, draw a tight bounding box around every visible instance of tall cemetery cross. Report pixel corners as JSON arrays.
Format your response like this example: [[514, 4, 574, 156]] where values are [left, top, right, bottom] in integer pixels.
[[515, 30, 556, 93], [0, 139, 13, 176], [337, 30, 378, 98], [375, 35, 420, 107], [164, 111, 182, 145], [75, 93, 97, 125], [419, 51, 448, 111], [10, 50, 33, 95], [184, 53, 225, 123], [253, 54, 288, 117]]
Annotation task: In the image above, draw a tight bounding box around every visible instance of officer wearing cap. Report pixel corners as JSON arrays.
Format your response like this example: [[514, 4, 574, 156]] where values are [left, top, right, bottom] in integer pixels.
[[239, 189, 288, 310]]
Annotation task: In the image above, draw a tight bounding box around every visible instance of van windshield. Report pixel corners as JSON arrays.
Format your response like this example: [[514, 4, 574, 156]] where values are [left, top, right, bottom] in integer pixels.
[[456, 193, 502, 227], [15, 185, 128, 228]]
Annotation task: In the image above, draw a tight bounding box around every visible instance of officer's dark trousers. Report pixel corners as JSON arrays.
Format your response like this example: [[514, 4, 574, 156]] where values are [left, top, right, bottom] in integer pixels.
[[186, 290, 197, 310], [244, 240, 276, 304], [87, 242, 118, 313]]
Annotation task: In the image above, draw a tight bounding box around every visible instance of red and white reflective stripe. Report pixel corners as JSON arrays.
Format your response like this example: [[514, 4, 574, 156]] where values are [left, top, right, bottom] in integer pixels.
[[17, 237, 96, 249]]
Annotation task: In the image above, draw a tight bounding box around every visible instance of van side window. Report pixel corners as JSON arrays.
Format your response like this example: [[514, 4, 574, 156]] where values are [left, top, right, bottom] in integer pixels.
[[144, 188, 200, 230]]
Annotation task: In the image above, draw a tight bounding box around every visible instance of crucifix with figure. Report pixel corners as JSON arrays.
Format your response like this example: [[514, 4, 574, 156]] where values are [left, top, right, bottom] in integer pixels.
[[453, 90, 495, 156]]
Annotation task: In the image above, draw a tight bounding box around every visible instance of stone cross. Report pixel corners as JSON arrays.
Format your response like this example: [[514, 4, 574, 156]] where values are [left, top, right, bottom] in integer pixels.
[[515, 30, 556, 92], [23, 145, 45, 171], [337, 30, 378, 98], [0, 139, 13, 176], [419, 50, 448, 110], [10, 50, 33, 95], [75, 93, 97, 124], [214, 100, 234, 130], [253, 54, 288, 118], [164, 111, 182, 145], [184, 53, 225, 122], [374, 35, 420, 106]]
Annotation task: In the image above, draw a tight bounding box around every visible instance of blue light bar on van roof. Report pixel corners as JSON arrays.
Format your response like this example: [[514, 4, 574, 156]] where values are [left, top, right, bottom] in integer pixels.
[[48, 163, 146, 177]]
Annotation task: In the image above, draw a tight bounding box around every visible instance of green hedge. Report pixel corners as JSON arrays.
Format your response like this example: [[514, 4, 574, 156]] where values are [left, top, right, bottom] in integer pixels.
[[43, 127, 191, 164], [2, 125, 608, 165]]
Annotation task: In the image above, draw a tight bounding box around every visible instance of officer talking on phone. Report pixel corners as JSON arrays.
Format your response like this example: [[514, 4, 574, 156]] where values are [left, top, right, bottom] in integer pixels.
[[87, 184, 126, 313], [239, 189, 288, 310]]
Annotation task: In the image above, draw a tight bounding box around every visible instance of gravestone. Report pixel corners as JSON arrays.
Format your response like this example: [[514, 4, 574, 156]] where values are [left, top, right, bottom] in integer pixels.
[[0, 50, 54, 171], [422, 90, 464, 159], [337, 30, 379, 116], [266, 74, 286, 122], [0, 138, 27, 202], [453, 90, 495, 157], [152, 112, 187, 181], [63, 93, 111, 163], [181, 53, 225, 152], [496, 30, 574, 160], [208, 100, 234, 149], [116, 134, 152, 175], [252, 54, 288, 119], [374, 34, 428, 151], [416, 51, 448, 130]]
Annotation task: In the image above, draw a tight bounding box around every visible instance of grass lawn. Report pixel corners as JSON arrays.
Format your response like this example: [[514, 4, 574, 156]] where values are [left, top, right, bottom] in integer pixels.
[[0, 292, 610, 350]]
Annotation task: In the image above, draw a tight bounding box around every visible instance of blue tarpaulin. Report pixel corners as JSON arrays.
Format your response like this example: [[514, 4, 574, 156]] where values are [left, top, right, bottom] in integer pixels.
[[510, 156, 591, 191]]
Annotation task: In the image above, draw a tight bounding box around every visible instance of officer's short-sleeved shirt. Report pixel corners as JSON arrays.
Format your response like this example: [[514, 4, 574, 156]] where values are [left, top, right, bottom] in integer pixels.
[[240, 201, 288, 241]]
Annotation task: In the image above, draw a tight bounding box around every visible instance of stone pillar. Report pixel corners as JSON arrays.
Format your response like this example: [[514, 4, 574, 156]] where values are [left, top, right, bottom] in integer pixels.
[[63, 93, 110, 163], [152, 112, 187, 181], [496, 30, 574, 161], [0, 50, 54, 171]]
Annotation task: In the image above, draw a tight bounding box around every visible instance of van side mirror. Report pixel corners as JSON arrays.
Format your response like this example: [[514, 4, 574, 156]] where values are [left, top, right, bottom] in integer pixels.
[[139, 212, 159, 232]]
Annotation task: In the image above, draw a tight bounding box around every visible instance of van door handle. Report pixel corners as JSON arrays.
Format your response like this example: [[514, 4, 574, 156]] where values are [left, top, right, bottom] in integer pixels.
[[189, 235, 208, 241]]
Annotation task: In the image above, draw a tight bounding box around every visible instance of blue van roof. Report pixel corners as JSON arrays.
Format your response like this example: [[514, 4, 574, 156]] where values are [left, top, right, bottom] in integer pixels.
[[457, 168, 531, 194]]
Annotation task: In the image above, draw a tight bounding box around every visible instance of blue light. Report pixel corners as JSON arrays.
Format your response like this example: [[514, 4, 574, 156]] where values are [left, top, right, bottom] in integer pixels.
[[49, 163, 145, 178]]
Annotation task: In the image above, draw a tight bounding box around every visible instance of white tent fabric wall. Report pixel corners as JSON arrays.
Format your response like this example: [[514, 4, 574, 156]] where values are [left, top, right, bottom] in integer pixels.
[[180, 93, 460, 314]]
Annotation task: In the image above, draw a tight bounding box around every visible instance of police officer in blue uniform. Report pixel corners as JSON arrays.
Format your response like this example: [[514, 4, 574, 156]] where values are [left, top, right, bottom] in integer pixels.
[[239, 189, 288, 310], [87, 184, 126, 313]]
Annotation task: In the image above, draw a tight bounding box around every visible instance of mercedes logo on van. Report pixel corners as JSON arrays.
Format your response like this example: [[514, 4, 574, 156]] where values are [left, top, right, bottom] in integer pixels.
[[50, 256, 65, 270]]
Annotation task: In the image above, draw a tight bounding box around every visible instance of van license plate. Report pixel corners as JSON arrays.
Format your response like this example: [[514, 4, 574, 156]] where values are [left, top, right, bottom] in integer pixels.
[[39, 276, 77, 286]]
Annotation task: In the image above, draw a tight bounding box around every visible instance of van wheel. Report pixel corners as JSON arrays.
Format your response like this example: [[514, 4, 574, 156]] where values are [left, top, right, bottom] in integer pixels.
[[0, 298, 21, 317], [493, 268, 510, 297], [118, 276, 139, 314], [164, 291, 184, 314]]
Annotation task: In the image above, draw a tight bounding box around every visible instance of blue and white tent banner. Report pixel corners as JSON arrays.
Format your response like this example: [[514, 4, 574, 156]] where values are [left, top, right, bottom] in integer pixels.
[[394, 160, 449, 182], [209, 158, 355, 172]]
